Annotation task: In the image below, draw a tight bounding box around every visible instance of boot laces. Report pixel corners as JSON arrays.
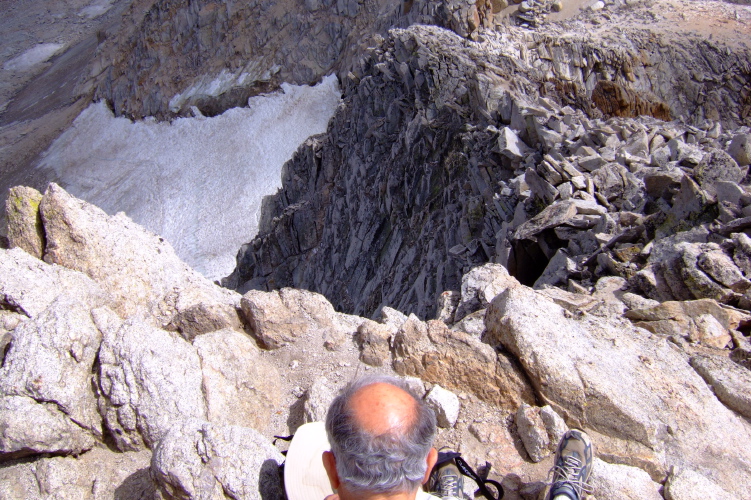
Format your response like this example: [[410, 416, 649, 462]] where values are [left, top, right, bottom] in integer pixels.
[[548, 455, 593, 496], [440, 473, 459, 495]]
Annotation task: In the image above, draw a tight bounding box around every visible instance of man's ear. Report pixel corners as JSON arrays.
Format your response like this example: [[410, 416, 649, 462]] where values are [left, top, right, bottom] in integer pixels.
[[322, 451, 341, 490], [422, 448, 439, 484]]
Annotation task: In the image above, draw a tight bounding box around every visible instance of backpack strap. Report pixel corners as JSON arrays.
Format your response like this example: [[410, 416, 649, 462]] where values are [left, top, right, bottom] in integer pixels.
[[454, 456, 503, 500], [434, 451, 504, 500], [272, 434, 294, 456]]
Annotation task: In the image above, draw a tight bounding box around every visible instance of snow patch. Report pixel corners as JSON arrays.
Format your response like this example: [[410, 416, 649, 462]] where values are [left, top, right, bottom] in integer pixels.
[[169, 62, 281, 113], [3, 44, 65, 72], [38, 75, 342, 281], [79, 0, 115, 19]]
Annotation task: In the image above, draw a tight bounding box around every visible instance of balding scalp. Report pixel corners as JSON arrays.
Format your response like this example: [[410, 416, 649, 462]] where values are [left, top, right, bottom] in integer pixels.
[[325, 375, 437, 494]]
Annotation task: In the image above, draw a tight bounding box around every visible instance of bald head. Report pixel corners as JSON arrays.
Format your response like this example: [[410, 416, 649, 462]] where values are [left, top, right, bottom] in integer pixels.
[[325, 375, 437, 494], [349, 382, 418, 436]]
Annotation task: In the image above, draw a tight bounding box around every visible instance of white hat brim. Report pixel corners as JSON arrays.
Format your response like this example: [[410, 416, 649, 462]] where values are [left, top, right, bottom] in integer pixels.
[[284, 422, 334, 500]]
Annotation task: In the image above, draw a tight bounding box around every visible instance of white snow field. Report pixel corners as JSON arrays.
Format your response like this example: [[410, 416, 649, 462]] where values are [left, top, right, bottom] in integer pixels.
[[3, 44, 65, 73], [38, 75, 341, 280]]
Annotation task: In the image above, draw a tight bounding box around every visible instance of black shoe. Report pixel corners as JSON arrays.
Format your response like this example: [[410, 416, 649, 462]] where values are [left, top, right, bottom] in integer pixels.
[[546, 429, 594, 500], [428, 458, 464, 499]]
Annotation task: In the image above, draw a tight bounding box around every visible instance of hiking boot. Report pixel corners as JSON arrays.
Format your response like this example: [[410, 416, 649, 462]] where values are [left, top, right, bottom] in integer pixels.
[[427, 458, 464, 500], [546, 429, 594, 500]]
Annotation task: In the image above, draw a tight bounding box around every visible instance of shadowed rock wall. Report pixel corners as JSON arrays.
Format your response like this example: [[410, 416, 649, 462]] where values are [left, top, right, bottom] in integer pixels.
[[226, 19, 751, 319], [225, 25, 545, 318]]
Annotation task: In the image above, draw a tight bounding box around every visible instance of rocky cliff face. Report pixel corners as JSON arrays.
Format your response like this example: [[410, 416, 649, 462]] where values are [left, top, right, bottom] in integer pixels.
[[3, 186, 751, 499], [225, 6, 751, 319], [92, 0, 751, 122], [92, 0, 493, 119]]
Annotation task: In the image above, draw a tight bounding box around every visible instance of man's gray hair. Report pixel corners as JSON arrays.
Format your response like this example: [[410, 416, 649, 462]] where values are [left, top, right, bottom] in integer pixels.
[[325, 375, 437, 494]]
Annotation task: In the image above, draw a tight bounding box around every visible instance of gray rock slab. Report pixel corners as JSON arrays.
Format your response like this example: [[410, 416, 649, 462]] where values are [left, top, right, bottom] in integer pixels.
[[497, 126, 532, 160], [194, 329, 281, 432], [533, 248, 576, 289], [513, 200, 578, 241], [151, 421, 285, 500], [426, 384, 460, 428], [587, 428, 666, 483], [643, 167, 683, 198], [714, 180, 744, 206], [0, 447, 154, 499], [0, 395, 96, 460], [454, 263, 516, 322], [664, 467, 735, 500], [0, 455, 39, 498], [356, 319, 393, 366], [0, 298, 103, 451], [451, 309, 486, 337], [625, 298, 739, 349], [0, 247, 104, 319], [515, 403, 550, 462], [485, 284, 751, 497], [589, 458, 662, 500], [668, 138, 703, 166], [304, 376, 336, 423], [694, 148, 747, 197], [728, 133, 751, 167], [380, 306, 409, 330], [690, 354, 751, 419], [592, 163, 627, 201], [435, 290, 460, 324], [732, 232, 751, 276], [98, 317, 207, 451], [540, 405, 568, 449], [525, 167, 558, 205], [696, 245, 750, 293]]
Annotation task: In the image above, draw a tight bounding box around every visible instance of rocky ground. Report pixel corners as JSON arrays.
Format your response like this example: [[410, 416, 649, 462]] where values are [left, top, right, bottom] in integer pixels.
[[3, 184, 751, 499], [2, 0, 751, 499]]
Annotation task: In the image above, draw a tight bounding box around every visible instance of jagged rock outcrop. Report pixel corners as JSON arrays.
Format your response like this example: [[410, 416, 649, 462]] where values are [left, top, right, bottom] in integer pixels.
[[0, 185, 285, 498], [37, 183, 242, 335], [227, 13, 751, 319], [225, 23, 554, 317]]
